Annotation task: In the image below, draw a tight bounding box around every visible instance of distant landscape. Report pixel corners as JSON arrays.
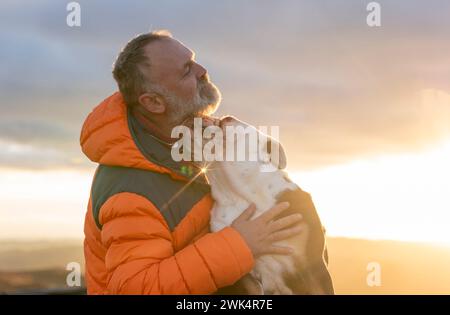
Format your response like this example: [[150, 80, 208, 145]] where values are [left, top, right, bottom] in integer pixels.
[[1, 237, 450, 294]]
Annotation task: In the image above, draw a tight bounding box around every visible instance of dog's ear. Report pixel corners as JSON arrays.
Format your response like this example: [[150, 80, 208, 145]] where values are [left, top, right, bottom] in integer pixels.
[[266, 137, 287, 169]]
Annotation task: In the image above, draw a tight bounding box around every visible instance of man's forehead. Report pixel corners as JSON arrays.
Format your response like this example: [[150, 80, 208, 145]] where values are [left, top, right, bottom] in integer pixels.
[[144, 38, 193, 70]]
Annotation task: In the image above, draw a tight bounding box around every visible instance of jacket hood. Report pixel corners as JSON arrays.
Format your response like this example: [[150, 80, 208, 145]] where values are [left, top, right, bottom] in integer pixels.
[[80, 92, 179, 177]]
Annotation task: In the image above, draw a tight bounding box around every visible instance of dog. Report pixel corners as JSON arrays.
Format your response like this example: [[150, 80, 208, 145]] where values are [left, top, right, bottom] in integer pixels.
[[182, 115, 334, 295]]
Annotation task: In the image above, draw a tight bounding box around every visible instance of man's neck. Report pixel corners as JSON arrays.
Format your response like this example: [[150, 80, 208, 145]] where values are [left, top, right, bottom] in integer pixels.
[[131, 106, 176, 145]]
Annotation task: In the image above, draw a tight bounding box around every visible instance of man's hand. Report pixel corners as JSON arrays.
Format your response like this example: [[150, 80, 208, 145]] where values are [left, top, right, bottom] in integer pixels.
[[231, 202, 303, 258]]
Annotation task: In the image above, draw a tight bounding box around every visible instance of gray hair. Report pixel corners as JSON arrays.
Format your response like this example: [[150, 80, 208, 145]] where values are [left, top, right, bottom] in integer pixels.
[[112, 30, 172, 107]]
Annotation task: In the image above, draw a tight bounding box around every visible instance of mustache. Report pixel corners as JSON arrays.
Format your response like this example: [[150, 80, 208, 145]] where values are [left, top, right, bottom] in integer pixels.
[[198, 73, 211, 85]]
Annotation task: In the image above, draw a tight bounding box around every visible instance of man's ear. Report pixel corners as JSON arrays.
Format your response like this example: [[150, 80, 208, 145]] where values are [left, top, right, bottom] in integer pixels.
[[138, 92, 166, 114]]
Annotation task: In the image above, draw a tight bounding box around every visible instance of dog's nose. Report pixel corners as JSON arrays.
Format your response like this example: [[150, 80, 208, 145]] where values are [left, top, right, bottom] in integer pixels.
[[222, 116, 234, 122], [220, 116, 234, 128]]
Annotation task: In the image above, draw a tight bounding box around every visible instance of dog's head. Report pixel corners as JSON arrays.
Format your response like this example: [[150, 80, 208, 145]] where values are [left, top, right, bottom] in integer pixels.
[[179, 115, 287, 183], [219, 115, 287, 172]]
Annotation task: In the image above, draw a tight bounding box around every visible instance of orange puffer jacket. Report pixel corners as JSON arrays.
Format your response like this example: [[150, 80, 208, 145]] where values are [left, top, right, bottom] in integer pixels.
[[81, 92, 254, 294]]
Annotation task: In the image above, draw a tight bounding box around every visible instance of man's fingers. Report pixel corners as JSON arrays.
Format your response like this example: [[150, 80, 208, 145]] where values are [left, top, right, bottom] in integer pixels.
[[263, 245, 294, 256], [267, 224, 303, 242], [268, 213, 303, 233], [258, 202, 290, 222], [238, 203, 256, 221]]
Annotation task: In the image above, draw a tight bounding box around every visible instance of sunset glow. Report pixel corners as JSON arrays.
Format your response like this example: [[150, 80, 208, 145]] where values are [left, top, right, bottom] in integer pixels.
[[291, 138, 450, 245]]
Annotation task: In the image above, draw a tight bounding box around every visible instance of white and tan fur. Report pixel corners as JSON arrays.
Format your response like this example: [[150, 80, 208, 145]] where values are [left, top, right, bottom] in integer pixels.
[[197, 116, 308, 294], [184, 115, 330, 294]]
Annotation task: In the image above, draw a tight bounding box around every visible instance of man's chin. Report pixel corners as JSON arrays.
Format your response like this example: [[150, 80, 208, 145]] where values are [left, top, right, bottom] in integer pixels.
[[200, 82, 221, 113], [197, 101, 220, 117], [180, 101, 221, 127], [170, 88, 221, 124]]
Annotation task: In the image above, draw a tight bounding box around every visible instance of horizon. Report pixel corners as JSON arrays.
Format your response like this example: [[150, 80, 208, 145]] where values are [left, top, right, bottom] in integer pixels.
[[2, 137, 450, 245]]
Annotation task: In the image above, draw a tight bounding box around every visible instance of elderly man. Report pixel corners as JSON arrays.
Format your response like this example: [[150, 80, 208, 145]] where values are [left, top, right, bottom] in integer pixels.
[[81, 30, 303, 294]]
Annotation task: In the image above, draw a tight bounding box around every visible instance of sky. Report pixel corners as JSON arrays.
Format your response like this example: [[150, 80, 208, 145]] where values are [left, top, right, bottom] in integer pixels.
[[1, 0, 449, 243]]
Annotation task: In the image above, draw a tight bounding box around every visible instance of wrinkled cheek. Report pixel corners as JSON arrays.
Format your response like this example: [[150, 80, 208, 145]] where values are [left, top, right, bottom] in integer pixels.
[[177, 79, 197, 102]]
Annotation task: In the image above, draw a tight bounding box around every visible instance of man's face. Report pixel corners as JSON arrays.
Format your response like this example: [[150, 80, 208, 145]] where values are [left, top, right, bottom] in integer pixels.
[[142, 37, 221, 124]]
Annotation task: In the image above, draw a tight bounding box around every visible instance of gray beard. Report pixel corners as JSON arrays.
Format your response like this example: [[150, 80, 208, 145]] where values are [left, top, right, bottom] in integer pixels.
[[166, 80, 222, 125]]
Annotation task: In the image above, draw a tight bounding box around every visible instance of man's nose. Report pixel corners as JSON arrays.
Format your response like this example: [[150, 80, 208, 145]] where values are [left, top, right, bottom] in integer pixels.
[[195, 63, 207, 79]]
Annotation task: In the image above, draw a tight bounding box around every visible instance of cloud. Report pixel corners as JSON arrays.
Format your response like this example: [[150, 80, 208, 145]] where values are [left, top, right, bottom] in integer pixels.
[[0, 0, 450, 170], [0, 120, 72, 144], [0, 139, 91, 170]]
